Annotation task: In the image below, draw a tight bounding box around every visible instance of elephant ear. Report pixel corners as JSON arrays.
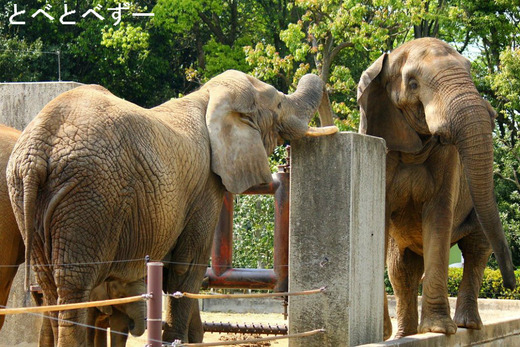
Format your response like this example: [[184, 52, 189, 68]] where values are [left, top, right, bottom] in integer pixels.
[[357, 54, 423, 153], [484, 99, 497, 129], [206, 87, 273, 194], [91, 284, 113, 316]]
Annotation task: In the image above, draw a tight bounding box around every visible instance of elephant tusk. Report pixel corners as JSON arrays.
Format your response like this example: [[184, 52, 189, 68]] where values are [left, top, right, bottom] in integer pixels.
[[305, 125, 339, 137]]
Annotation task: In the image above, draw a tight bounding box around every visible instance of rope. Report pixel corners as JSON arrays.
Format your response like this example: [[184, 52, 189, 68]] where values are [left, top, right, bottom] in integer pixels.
[[0, 295, 148, 315], [172, 328, 325, 346], [167, 287, 326, 299]]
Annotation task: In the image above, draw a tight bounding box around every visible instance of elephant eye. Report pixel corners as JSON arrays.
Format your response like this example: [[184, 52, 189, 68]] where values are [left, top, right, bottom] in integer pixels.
[[408, 79, 419, 91], [277, 102, 282, 109]]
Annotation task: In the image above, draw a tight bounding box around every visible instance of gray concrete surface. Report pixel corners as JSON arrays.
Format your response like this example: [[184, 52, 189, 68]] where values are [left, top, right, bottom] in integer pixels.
[[202, 297, 284, 314], [0, 82, 81, 346], [288, 132, 387, 347], [361, 296, 520, 347], [0, 81, 82, 130]]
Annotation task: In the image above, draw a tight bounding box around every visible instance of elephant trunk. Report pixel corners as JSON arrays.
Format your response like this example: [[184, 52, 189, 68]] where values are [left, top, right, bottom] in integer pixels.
[[281, 74, 336, 139], [451, 98, 516, 289], [127, 301, 146, 337]]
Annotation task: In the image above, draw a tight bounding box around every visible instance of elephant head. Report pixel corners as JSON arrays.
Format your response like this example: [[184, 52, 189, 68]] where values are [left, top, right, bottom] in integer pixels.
[[357, 37, 515, 289], [203, 70, 337, 193], [91, 280, 146, 338]]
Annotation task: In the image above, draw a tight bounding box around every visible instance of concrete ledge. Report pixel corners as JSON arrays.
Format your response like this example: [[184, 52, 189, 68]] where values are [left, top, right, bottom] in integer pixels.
[[360, 296, 520, 346]]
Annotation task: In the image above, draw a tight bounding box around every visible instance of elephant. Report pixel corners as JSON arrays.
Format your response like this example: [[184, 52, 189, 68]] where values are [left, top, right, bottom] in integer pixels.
[[0, 124, 23, 331], [7, 69, 337, 345], [357, 38, 516, 339], [87, 280, 146, 347]]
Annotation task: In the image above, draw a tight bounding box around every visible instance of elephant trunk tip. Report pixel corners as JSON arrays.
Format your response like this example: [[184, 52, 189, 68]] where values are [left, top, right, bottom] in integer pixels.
[[503, 275, 516, 291], [501, 264, 516, 290]]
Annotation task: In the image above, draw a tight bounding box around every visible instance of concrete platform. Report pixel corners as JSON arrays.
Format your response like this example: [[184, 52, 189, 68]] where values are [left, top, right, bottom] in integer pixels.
[[361, 296, 520, 346]]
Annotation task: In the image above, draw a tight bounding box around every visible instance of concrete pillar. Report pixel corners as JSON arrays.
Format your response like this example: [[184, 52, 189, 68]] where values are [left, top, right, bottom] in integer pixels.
[[289, 132, 386, 347]]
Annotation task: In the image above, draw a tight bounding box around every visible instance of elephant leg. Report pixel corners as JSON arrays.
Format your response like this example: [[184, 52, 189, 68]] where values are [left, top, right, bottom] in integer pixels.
[[188, 300, 204, 343], [387, 236, 423, 338], [383, 292, 392, 340], [163, 192, 223, 343], [419, 203, 456, 335], [54, 268, 96, 346], [35, 271, 59, 347], [109, 309, 130, 347], [454, 221, 492, 329], [92, 311, 109, 347]]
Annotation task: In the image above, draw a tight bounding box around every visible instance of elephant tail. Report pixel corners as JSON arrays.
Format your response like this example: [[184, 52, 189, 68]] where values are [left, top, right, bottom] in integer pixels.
[[22, 175, 40, 295]]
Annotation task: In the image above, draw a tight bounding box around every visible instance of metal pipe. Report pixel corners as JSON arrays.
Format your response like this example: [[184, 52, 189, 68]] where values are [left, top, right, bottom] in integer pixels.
[[147, 262, 163, 347], [206, 147, 290, 292], [273, 169, 289, 293], [211, 192, 234, 277], [202, 268, 277, 290]]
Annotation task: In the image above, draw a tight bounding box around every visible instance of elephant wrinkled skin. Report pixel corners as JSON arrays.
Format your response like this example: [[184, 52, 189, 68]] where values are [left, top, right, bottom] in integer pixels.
[[0, 124, 23, 331], [357, 38, 516, 339], [7, 69, 337, 346]]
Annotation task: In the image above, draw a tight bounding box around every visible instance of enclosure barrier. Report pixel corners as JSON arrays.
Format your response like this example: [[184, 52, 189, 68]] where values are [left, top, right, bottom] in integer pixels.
[[0, 262, 326, 347]]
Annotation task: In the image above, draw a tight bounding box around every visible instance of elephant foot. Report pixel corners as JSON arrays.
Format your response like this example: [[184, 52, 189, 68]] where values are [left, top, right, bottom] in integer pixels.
[[383, 305, 392, 340], [419, 314, 457, 335], [393, 328, 418, 339], [383, 321, 393, 340], [454, 306, 483, 329]]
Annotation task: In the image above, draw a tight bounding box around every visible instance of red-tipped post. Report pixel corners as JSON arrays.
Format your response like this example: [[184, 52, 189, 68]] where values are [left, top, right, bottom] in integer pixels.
[[147, 262, 163, 347]]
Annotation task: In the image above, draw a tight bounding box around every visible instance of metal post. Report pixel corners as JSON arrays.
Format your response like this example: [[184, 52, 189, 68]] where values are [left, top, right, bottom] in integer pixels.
[[212, 191, 234, 276], [273, 166, 290, 293], [147, 262, 163, 347], [57, 50, 61, 81]]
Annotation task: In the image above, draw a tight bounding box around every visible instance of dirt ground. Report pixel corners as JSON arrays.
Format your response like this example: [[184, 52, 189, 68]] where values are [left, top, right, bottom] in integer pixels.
[[127, 312, 289, 346]]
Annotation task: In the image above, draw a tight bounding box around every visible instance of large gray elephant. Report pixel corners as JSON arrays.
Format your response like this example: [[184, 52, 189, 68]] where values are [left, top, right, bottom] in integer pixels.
[[7, 69, 337, 345], [357, 38, 516, 339], [0, 124, 23, 331]]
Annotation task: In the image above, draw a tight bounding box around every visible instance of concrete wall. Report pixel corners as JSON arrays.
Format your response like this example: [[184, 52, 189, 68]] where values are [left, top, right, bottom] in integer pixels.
[[0, 82, 82, 130], [288, 132, 387, 347], [0, 82, 81, 347]]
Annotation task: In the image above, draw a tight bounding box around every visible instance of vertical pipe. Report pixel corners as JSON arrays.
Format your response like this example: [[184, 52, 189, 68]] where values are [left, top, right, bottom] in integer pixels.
[[147, 262, 163, 347], [212, 192, 234, 276], [274, 168, 290, 293], [57, 50, 61, 81]]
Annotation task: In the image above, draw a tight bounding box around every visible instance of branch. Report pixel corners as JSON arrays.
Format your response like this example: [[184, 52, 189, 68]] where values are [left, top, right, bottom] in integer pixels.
[[495, 170, 520, 191], [329, 41, 354, 62], [198, 12, 229, 45]]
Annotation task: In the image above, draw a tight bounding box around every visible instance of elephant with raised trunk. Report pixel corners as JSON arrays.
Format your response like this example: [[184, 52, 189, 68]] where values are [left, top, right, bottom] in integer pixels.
[[357, 38, 516, 339], [7, 69, 337, 345]]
